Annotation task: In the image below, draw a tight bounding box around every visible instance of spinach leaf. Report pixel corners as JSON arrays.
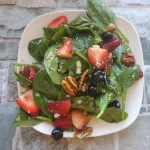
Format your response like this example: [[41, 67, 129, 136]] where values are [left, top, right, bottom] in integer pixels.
[[101, 108, 128, 123], [87, 0, 116, 31], [58, 88, 67, 100], [33, 92, 53, 120], [109, 45, 140, 118], [44, 42, 63, 85], [28, 38, 49, 63], [13, 108, 42, 127], [33, 68, 60, 99], [70, 96, 99, 113], [58, 56, 88, 77], [74, 51, 93, 74], [95, 91, 116, 118]]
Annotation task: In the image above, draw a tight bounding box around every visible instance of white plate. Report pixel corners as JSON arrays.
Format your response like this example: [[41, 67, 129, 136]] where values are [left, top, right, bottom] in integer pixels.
[[17, 10, 144, 137]]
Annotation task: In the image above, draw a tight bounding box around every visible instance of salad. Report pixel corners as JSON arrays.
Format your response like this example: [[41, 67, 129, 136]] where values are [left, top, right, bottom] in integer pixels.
[[13, 0, 143, 140]]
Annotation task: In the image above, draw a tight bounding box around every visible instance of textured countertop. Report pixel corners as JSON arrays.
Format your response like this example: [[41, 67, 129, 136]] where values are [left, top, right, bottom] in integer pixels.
[[0, 0, 150, 150]]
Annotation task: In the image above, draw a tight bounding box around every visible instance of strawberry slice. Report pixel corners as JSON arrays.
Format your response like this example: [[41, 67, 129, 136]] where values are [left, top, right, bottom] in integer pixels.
[[48, 16, 68, 28], [16, 90, 40, 117], [56, 38, 73, 58], [53, 113, 72, 130], [29, 67, 37, 81], [71, 110, 91, 130], [47, 99, 70, 115], [88, 45, 109, 69]]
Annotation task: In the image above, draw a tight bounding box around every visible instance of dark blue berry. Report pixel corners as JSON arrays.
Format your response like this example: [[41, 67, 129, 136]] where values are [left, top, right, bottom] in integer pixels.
[[51, 128, 63, 141], [92, 70, 106, 84], [107, 100, 121, 108], [101, 32, 113, 42]]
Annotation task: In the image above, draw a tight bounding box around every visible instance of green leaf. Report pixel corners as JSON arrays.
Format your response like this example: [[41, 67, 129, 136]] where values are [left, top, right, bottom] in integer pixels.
[[58, 88, 67, 100], [28, 38, 49, 63], [95, 91, 116, 118], [70, 96, 99, 113], [101, 108, 128, 123], [33, 92, 53, 120], [33, 68, 60, 99], [44, 42, 62, 85], [13, 108, 42, 127], [87, 0, 116, 31]]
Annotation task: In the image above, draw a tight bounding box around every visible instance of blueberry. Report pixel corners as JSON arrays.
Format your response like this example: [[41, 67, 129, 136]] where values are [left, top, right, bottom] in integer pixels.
[[101, 31, 113, 42], [88, 85, 98, 97], [92, 70, 106, 84], [51, 128, 63, 141], [107, 100, 121, 108]]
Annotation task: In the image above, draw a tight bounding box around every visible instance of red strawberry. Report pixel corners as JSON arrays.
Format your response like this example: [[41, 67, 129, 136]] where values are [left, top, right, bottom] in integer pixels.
[[88, 45, 109, 69], [47, 99, 70, 115], [56, 38, 73, 58], [16, 90, 40, 117], [53, 113, 72, 130], [29, 67, 37, 81], [48, 16, 68, 28], [71, 110, 91, 130], [101, 39, 121, 52]]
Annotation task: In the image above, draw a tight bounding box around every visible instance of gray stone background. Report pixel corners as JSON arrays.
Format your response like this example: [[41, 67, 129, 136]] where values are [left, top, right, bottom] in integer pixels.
[[0, 0, 150, 150]]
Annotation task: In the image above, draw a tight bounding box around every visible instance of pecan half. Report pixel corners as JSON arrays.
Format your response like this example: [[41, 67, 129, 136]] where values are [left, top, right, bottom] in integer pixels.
[[104, 53, 113, 76], [19, 65, 30, 78], [79, 69, 88, 91], [73, 127, 93, 139], [122, 52, 135, 66], [105, 23, 116, 32], [62, 76, 79, 96]]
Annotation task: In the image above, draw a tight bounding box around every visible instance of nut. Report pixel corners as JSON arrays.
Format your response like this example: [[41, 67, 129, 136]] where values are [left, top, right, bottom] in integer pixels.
[[19, 65, 30, 78], [73, 127, 93, 139], [79, 69, 88, 91], [122, 52, 135, 66], [104, 53, 113, 76], [62, 76, 79, 96], [106, 23, 116, 32]]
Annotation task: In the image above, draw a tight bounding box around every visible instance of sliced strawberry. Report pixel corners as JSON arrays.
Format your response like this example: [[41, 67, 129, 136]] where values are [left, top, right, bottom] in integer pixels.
[[16, 90, 40, 117], [101, 39, 121, 52], [88, 45, 109, 69], [71, 110, 91, 130], [48, 16, 68, 28], [56, 38, 73, 58], [53, 113, 72, 130], [29, 67, 37, 81], [47, 99, 70, 115]]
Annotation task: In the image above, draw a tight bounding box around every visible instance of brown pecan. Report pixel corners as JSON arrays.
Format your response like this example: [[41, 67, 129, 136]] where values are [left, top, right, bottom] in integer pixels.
[[104, 53, 113, 76], [73, 127, 93, 139], [79, 69, 88, 91], [62, 76, 79, 96], [122, 52, 135, 66], [19, 65, 30, 78], [105, 23, 116, 32]]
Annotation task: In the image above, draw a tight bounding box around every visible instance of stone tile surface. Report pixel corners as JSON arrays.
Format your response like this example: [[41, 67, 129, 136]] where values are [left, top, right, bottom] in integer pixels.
[[119, 115, 150, 150], [0, 104, 17, 150], [144, 68, 150, 104], [17, 0, 54, 8], [21, 128, 114, 150], [123, 0, 150, 5], [0, 0, 16, 4]]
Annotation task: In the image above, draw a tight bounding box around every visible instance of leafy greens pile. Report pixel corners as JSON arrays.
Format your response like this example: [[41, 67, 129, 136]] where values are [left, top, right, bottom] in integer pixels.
[[14, 0, 141, 127]]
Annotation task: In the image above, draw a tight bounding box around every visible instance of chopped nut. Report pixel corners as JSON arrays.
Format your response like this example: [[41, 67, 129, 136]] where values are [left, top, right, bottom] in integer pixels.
[[104, 53, 113, 76], [62, 76, 79, 96], [73, 127, 93, 138], [79, 69, 88, 91], [105, 23, 116, 32], [122, 52, 135, 66]]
